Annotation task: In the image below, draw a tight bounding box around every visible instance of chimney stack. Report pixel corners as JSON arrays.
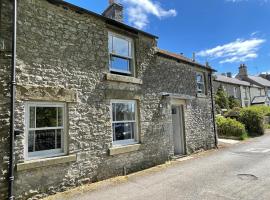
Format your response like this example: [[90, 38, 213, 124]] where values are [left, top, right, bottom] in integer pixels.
[[238, 64, 248, 78], [192, 52, 196, 62], [102, 0, 123, 22]]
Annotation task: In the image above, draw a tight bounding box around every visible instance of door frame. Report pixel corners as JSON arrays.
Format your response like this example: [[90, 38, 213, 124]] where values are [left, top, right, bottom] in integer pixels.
[[171, 99, 187, 156]]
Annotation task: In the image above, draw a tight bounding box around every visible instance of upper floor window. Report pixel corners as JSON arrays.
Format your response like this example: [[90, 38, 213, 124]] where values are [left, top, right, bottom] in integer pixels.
[[26, 102, 66, 160], [111, 100, 137, 146], [108, 32, 134, 75], [196, 72, 205, 94]]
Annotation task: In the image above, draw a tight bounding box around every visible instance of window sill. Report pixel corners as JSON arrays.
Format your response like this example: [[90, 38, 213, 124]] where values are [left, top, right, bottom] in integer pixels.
[[197, 93, 207, 98], [109, 144, 141, 156], [105, 73, 143, 85], [16, 154, 77, 171]]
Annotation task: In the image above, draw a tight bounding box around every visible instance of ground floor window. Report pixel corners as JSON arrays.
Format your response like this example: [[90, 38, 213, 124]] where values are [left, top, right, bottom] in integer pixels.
[[111, 100, 137, 146], [25, 102, 65, 159]]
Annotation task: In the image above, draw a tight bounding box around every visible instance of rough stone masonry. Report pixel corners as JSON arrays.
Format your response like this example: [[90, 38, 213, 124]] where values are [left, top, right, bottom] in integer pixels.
[[0, 0, 216, 199]]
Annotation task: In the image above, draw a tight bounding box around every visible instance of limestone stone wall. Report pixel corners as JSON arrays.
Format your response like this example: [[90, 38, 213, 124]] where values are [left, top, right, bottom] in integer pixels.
[[145, 56, 216, 154], [11, 0, 169, 199], [0, 0, 216, 199], [0, 0, 13, 199]]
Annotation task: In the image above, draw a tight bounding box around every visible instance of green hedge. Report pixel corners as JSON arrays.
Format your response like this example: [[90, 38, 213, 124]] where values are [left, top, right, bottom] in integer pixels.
[[245, 105, 270, 116], [216, 116, 248, 140], [223, 105, 270, 137], [239, 107, 265, 137]]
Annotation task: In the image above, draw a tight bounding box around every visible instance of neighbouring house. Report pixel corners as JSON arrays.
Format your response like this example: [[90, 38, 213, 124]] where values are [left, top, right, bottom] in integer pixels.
[[236, 64, 270, 106], [213, 73, 251, 107], [260, 73, 270, 81], [213, 73, 266, 107], [0, 0, 217, 199]]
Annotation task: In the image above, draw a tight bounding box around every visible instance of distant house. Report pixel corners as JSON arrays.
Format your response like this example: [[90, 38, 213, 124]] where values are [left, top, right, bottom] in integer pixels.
[[236, 64, 270, 106], [213, 73, 264, 107], [260, 73, 270, 82]]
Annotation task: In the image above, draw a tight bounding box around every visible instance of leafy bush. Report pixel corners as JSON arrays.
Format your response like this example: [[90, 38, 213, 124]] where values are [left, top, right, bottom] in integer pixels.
[[247, 105, 270, 116], [239, 107, 265, 137], [216, 116, 248, 140], [224, 107, 241, 120]]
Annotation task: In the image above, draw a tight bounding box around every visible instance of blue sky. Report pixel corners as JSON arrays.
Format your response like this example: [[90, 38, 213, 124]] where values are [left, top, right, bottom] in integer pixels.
[[65, 0, 270, 75]]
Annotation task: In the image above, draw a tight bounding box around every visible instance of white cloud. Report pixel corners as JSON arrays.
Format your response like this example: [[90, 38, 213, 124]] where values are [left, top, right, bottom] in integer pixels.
[[251, 31, 260, 36], [120, 0, 177, 29], [197, 38, 265, 64]]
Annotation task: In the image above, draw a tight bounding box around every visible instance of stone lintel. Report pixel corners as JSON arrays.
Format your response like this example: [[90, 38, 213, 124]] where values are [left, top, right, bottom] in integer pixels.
[[160, 92, 196, 100], [109, 144, 141, 155], [16, 154, 77, 171], [105, 73, 143, 85], [16, 85, 77, 102], [105, 89, 142, 100]]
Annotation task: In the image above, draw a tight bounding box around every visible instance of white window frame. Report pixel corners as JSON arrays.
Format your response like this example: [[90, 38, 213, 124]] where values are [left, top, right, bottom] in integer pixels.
[[25, 102, 67, 160], [110, 100, 138, 146], [244, 87, 248, 98], [234, 87, 237, 98], [196, 72, 205, 94], [108, 32, 135, 75]]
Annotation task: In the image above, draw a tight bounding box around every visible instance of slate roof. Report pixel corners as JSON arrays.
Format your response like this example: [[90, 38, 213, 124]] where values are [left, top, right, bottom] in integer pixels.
[[157, 49, 216, 72], [47, 0, 158, 39], [247, 76, 270, 87], [252, 96, 270, 104], [214, 75, 250, 86]]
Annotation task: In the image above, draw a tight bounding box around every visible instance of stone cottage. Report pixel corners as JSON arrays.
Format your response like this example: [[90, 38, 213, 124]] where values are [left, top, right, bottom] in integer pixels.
[[0, 0, 216, 199]]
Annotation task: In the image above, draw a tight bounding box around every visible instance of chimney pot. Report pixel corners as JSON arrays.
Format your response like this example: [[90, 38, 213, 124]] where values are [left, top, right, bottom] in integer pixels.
[[103, 0, 123, 22]]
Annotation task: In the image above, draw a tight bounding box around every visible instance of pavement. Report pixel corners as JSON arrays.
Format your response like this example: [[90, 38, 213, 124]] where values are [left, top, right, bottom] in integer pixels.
[[218, 138, 240, 145], [45, 131, 270, 200]]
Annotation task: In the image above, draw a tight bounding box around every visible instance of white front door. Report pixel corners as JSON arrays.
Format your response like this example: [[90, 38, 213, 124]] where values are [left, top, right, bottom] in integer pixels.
[[172, 105, 186, 155]]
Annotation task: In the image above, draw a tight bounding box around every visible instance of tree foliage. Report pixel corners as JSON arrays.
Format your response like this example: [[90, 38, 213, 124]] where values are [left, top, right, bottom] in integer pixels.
[[215, 86, 229, 113]]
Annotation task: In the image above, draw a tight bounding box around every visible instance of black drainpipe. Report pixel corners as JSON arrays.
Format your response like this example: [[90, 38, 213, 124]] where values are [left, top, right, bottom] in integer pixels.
[[8, 0, 17, 199], [209, 72, 218, 148]]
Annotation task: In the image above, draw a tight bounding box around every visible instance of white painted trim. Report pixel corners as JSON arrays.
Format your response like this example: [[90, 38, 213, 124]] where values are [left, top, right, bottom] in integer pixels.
[[110, 99, 139, 146], [24, 101, 67, 160], [196, 72, 206, 95], [108, 31, 135, 76]]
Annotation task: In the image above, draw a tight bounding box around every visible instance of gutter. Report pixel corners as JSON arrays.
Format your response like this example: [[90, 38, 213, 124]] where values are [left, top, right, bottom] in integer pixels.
[[8, 0, 17, 199], [209, 72, 218, 148]]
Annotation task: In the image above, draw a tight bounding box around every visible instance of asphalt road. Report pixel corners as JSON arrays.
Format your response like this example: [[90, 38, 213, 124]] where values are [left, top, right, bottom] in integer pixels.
[[51, 132, 270, 200]]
